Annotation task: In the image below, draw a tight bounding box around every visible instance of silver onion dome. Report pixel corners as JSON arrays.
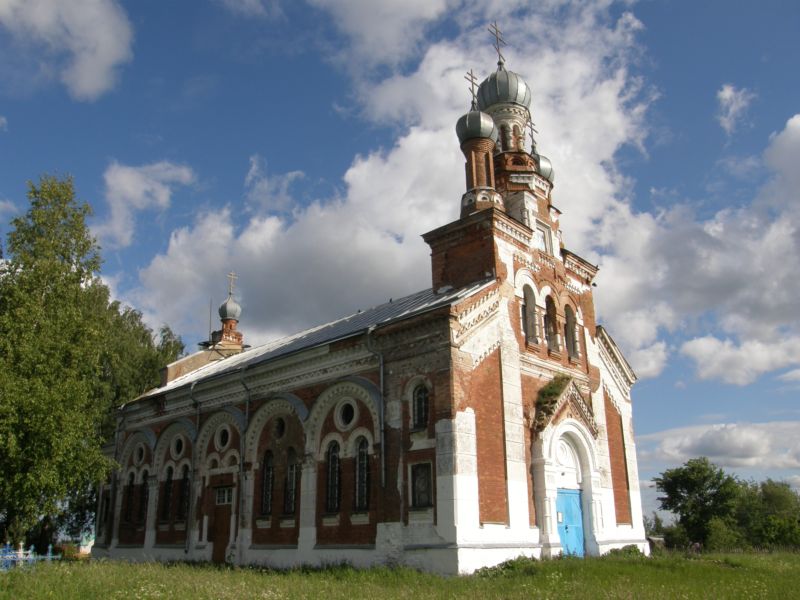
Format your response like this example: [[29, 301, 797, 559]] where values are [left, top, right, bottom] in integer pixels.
[[219, 295, 242, 321], [456, 109, 498, 145], [537, 154, 555, 183], [476, 67, 532, 111]]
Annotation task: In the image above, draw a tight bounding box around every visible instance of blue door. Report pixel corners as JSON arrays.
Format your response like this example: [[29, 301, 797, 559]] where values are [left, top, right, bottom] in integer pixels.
[[556, 489, 585, 556]]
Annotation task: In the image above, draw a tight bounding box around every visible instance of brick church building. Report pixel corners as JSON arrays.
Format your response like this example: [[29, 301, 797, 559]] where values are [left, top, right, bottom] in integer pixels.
[[93, 48, 648, 574]]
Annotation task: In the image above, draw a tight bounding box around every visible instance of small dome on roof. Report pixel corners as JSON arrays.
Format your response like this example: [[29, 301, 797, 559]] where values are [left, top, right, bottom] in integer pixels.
[[456, 109, 498, 145], [537, 154, 555, 183], [476, 67, 531, 111], [219, 295, 241, 321]]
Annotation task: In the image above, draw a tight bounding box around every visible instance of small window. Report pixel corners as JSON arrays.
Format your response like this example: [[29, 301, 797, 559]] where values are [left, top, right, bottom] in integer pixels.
[[522, 285, 538, 344], [274, 417, 286, 440], [216, 425, 231, 451], [335, 400, 358, 431], [325, 441, 340, 513], [411, 463, 433, 509], [534, 223, 551, 254], [261, 451, 274, 515], [284, 448, 298, 515], [177, 465, 190, 520], [215, 487, 233, 505], [544, 296, 559, 352], [412, 386, 429, 430], [565, 305, 578, 359], [172, 435, 184, 459], [354, 437, 370, 512], [135, 444, 145, 465], [161, 466, 173, 521], [138, 470, 149, 523], [124, 473, 135, 523]]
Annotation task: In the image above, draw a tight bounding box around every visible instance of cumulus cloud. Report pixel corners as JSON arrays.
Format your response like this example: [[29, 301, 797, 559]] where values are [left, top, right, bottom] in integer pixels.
[[216, 0, 283, 18], [307, 0, 456, 68], [0, 0, 133, 100], [778, 369, 800, 383], [126, 4, 653, 348], [94, 161, 196, 249], [717, 83, 755, 136], [638, 421, 800, 471], [244, 155, 304, 213]]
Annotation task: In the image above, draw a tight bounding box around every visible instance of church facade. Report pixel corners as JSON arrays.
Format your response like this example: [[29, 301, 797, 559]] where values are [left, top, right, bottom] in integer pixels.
[[93, 52, 648, 574]]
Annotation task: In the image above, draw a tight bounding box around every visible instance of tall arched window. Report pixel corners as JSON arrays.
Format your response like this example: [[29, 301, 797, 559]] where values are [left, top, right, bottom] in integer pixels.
[[412, 385, 429, 430], [522, 285, 538, 344], [544, 296, 559, 352], [160, 466, 173, 522], [261, 451, 274, 515], [354, 437, 370, 512], [124, 473, 135, 523], [283, 448, 298, 515], [565, 305, 578, 359], [177, 465, 190, 520], [138, 470, 149, 523], [325, 441, 340, 513]]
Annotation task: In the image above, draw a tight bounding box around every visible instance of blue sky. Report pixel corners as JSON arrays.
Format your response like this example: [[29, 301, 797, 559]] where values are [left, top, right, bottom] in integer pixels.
[[1, 1, 799, 515]]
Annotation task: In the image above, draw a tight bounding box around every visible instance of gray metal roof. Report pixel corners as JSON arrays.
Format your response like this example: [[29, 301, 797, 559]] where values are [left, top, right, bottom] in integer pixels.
[[141, 279, 494, 399]]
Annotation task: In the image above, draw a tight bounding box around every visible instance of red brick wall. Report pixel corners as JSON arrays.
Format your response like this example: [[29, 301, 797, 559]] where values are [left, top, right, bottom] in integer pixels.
[[604, 391, 632, 524], [470, 348, 508, 524]]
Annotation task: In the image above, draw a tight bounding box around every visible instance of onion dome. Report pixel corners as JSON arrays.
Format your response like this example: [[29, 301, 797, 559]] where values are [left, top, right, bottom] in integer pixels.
[[476, 67, 531, 111], [456, 109, 498, 145], [218, 294, 242, 321], [537, 154, 555, 183]]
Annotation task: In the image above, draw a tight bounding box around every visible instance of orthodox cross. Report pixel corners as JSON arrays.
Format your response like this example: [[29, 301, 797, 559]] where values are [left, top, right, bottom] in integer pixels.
[[464, 69, 479, 109], [488, 21, 506, 67], [227, 271, 238, 296], [527, 119, 539, 152]]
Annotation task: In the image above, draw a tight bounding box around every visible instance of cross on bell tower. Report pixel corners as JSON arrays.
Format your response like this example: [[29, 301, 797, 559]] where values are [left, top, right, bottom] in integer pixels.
[[488, 21, 506, 68]]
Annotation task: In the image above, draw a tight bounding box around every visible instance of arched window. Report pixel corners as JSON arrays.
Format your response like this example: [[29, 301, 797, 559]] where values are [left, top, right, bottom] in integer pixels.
[[124, 473, 135, 523], [354, 437, 370, 512], [138, 470, 149, 523], [412, 385, 429, 430], [544, 296, 559, 352], [177, 465, 190, 520], [522, 285, 538, 344], [160, 466, 173, 521], [325, 441, 340, 513], [261, 451, 274, 515], [283, 448, 298, 515], [565, 305, 578, 359]]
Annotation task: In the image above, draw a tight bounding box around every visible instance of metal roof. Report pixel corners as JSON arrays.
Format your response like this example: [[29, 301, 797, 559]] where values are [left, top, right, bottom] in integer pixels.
[[139, 279, 494, 400]]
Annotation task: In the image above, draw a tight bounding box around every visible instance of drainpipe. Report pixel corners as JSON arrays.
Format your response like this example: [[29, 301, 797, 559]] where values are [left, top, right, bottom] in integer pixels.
[[185, 381, 200, 554], [366, 326, 386, 488], [237, 364, 252, 563]]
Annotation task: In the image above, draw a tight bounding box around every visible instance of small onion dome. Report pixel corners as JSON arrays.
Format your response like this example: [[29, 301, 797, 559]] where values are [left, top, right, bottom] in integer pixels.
[[537, 154, 555, 183], [219, 295, 242, 321], [456, 109, 498, 145], [476, 68, 532, 111]]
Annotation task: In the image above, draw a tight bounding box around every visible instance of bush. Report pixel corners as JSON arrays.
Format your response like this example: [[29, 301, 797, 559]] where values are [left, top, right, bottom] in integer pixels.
[[706, 517, 746, 552], [663, 524, 690, 549], [604, 545, 643, 558]]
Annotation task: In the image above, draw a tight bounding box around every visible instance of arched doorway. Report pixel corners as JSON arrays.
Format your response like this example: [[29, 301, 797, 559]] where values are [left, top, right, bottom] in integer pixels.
[[554, 438, 585, 556]]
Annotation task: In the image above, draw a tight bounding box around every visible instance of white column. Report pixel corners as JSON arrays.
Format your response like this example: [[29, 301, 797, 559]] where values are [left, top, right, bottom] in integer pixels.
[[143, 475, 158, 550], [297, 454, 317, 555]]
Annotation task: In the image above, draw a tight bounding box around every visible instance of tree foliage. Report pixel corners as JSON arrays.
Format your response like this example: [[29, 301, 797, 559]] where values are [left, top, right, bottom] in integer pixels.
[[0, 175, 183, 544], [655, 457, 800, 549]]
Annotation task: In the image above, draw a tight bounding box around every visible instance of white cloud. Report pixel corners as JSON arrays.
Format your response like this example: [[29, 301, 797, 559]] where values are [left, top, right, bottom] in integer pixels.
[[244, 155, 304, 213], [778, 369, 800, 383], [681, 338, 800, 386], [0, 0, 133, 100], [126, 5, 655, 349], [638, 421, 800, 471], [0, 198, 16, 217], [216, 0, 283, 19], [94, 161, 195, 249], [716, 83, 755, 136], [307, 0, 456, 68], [0, 115, 6, 130]]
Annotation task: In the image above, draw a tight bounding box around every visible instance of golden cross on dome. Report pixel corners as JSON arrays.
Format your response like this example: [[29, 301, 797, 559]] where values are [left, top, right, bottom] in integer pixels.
[[227, 271, 238, 296], [464, 69, 479, 108], [488, 21, 506, 67]]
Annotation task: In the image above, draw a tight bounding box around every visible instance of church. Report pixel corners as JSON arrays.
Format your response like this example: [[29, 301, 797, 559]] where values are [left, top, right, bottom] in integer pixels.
[[93, 40, 648, 574]]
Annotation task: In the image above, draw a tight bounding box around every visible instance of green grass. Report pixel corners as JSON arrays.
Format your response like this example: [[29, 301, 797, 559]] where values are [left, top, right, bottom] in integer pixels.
[[1, 552, 798, 599]]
